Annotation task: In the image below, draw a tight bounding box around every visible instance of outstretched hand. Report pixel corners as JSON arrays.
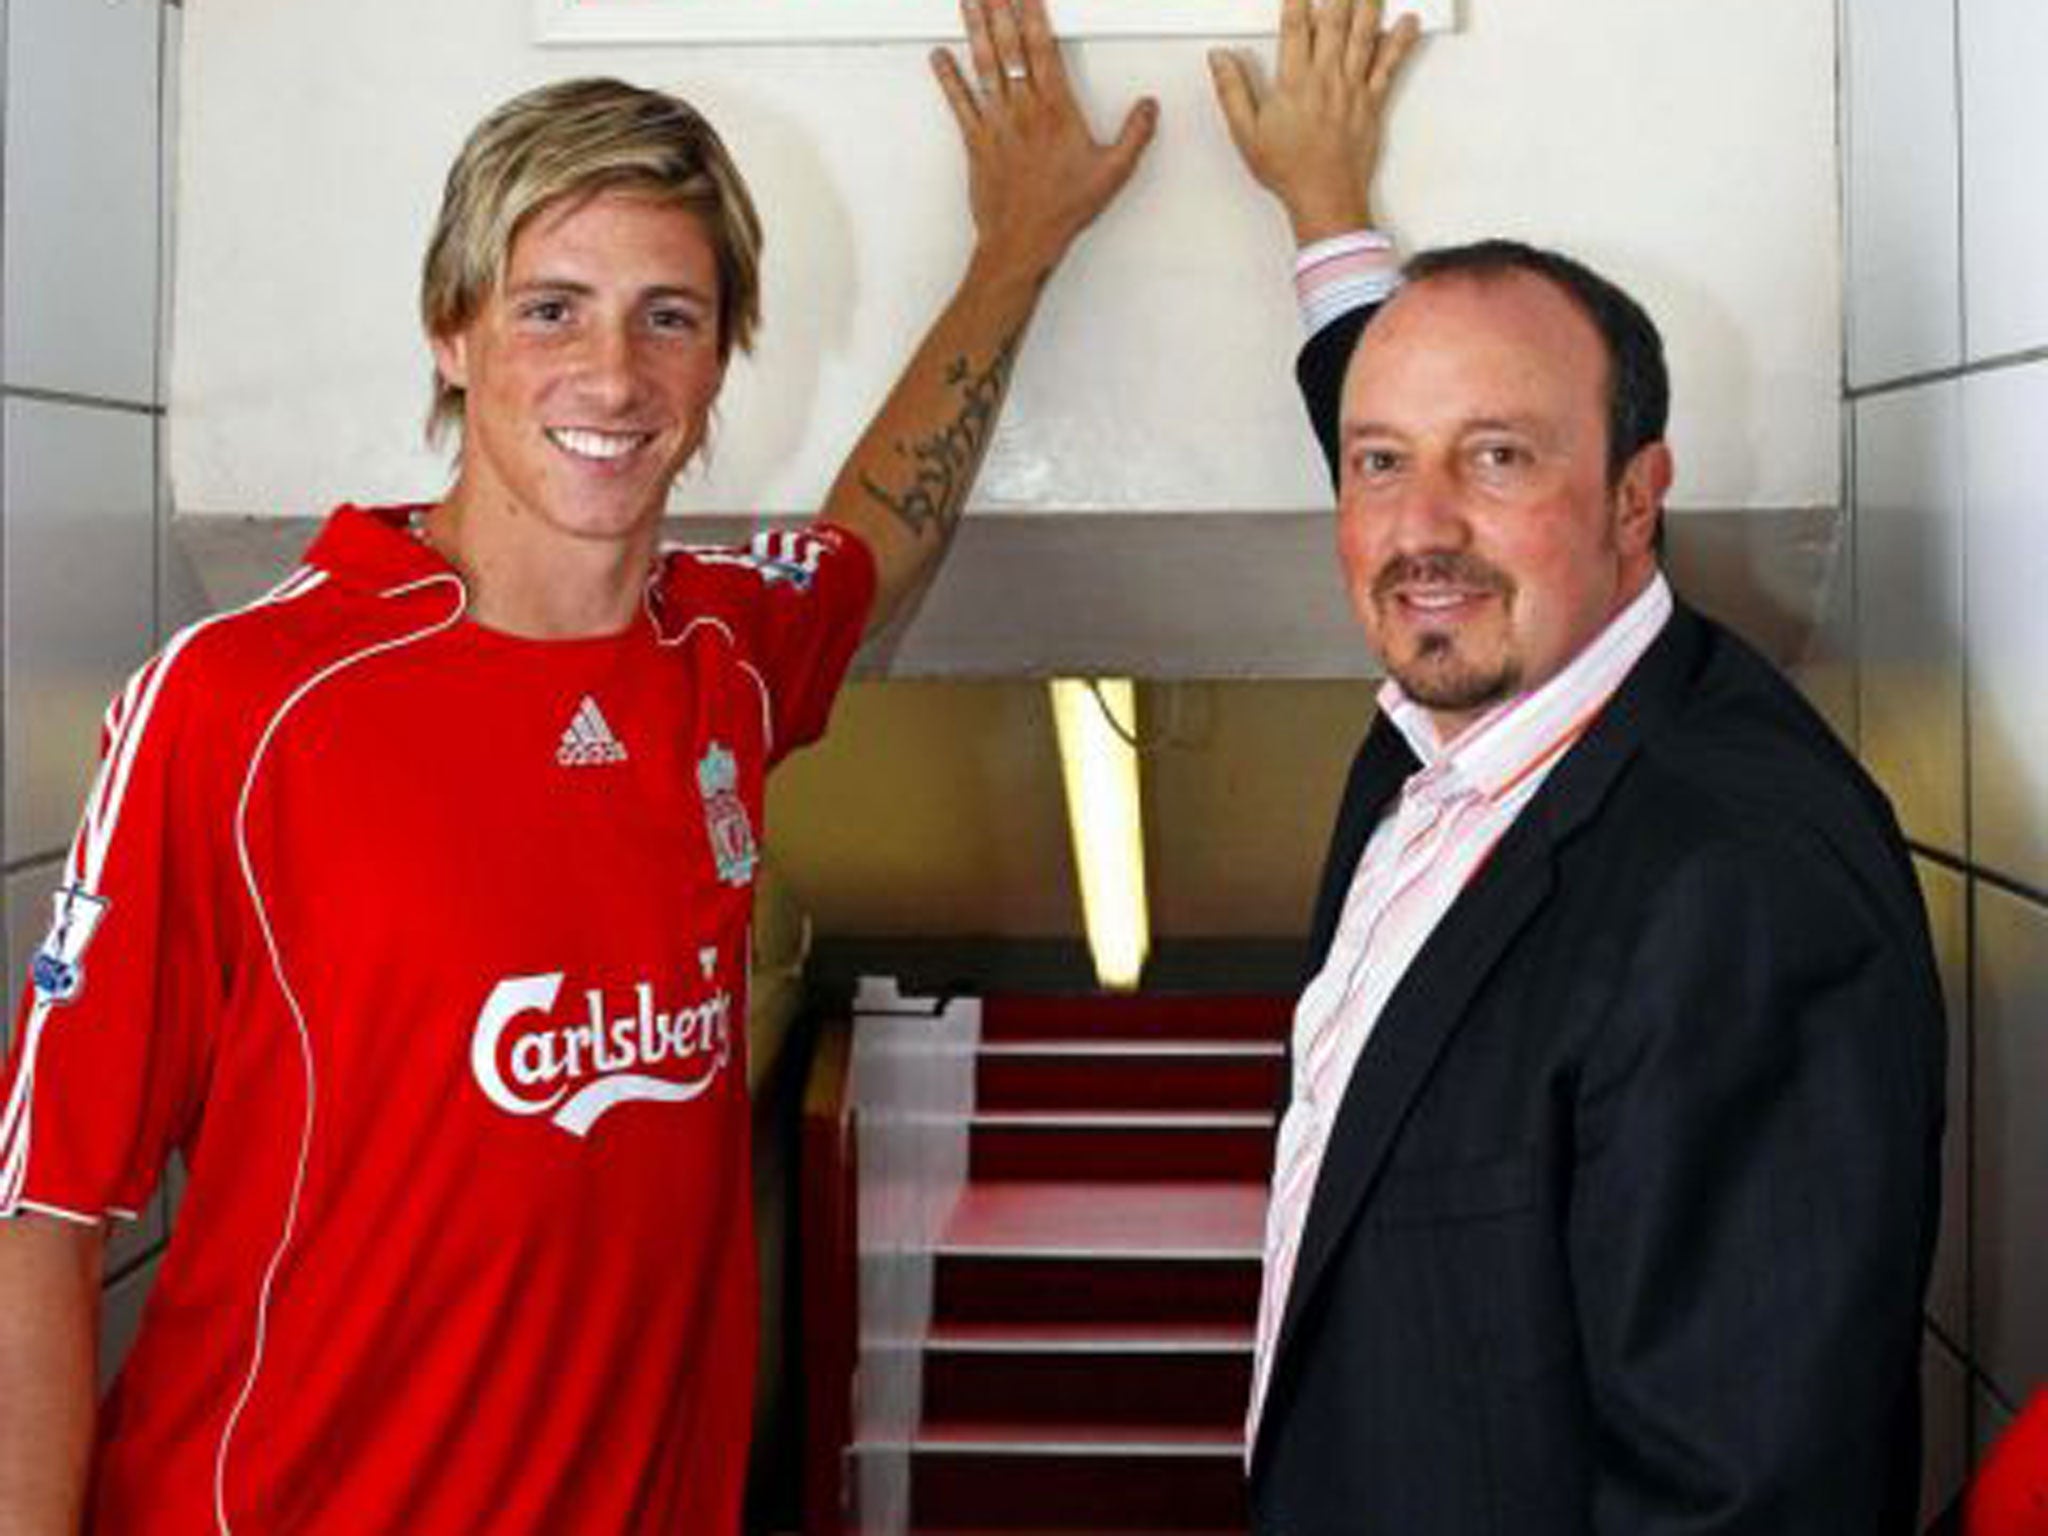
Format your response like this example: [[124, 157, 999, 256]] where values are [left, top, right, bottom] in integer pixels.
[[931, 0, 1158, 286], [1209, 0, 1420, 242]]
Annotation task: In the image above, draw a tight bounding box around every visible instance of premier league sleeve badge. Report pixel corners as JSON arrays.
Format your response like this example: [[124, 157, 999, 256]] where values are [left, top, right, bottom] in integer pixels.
[[33, 886, 110, 1004]]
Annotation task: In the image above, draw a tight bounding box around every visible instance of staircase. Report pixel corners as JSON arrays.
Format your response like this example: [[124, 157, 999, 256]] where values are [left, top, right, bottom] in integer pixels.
[[900, 994, 1289, 1536]]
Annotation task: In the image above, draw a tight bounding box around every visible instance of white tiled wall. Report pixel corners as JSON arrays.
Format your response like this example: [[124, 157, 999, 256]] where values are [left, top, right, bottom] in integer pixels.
[[1916, 859, 1969, 1347], [0, 0, 182, 1400], [3, 399, 159, 860], [158, 3, 183, 411], [104, 1196, 167, 1279], [1964, 361, 2048, 892], [1855, 386, 1965, 856], [99, 1254, 160, 1390], [1922, 1335, 1972, 1531], [1974, 1384, 2017, 1465], [1841, 0, 1961, 385], [1973, 883, 2048, 1405], [1, 0, 163, 403], [1844, 0, 2045, 1509], [1789, 414, 1860, 746], [1959, 0, 2048, 360]]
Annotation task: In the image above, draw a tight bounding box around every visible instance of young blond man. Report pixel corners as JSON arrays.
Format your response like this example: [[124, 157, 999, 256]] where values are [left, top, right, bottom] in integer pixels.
[[0, 5, 1152, 1530]]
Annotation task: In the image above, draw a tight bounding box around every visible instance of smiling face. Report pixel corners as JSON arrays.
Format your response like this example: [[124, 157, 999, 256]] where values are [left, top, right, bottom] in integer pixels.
[[1336, 270, 1670, 741], [430, 188, 727, 553]]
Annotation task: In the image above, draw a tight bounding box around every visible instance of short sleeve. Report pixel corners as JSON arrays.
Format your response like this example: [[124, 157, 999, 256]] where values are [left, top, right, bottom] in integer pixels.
[[662, 524, 877, 766], [0, 646, 224, 1225]]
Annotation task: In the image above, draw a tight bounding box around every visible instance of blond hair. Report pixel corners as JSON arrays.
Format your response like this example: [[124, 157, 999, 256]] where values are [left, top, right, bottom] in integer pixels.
[[420, 77, 763, 445]]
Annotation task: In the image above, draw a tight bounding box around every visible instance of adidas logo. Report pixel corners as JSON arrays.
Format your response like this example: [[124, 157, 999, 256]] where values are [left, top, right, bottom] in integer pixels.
[[557, 695, 628, 767]]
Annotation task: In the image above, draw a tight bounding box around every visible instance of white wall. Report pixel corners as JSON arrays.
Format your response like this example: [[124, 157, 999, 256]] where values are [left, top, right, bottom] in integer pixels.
[[1841, 0, 2048, 1516], [170, 0, 1840, 523], [2, 0, 182, 1382]]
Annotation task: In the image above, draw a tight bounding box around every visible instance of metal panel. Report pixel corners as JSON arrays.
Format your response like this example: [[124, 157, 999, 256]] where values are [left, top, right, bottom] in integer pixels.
[[1857, 385, 1965, 857], [1, 0, 161, 401], [1973, 882, 2048, 1403], [1841, 0, 1962, 384]]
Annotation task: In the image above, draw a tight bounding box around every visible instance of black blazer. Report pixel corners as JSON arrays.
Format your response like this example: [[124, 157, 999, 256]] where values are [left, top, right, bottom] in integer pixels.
[[1249, 312, 1947, 1535]]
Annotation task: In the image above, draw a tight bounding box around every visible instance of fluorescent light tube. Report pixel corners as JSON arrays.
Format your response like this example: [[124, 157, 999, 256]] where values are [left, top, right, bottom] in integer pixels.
[[1049, 678, 1150, 992]]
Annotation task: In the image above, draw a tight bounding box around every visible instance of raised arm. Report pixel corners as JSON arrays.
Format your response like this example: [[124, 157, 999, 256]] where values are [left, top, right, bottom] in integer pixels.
[[1209, 0, 1419, 482], [1210, 0, 1417, 242], [822, 0, 1156, 635], [0, 1214, 103, 1535]]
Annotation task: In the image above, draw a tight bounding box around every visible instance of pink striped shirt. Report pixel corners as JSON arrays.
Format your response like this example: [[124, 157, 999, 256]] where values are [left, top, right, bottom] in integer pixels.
[[1295, 229, 1401, 337], [1248, 571, 1674, 1445]]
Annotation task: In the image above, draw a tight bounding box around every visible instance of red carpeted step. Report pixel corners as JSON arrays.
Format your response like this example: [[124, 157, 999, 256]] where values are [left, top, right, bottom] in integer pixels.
[[981, 995, 1291, 1045], [933, 1253, 1260, 1328], [939, 1180, 1267, 1253], [856, 998, 1283, 1535], [967, 1114, 1275, 1182], [932, 1182, 1264, 1327], [929, 1319, 1254, 1349], [921, 1336, 1252, 1428], [976, 1043, 1285, 1114], [906, 1434, 1248, 1530]]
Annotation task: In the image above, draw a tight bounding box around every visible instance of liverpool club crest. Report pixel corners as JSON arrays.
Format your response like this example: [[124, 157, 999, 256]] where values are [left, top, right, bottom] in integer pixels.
[[697, 743, 758, 887]]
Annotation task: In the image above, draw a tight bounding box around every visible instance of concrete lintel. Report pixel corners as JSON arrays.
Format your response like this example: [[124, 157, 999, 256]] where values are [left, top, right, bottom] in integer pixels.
[[172, 505, 1841, 681]]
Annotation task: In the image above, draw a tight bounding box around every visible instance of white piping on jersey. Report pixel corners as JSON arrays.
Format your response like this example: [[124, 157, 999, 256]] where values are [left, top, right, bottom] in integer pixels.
[[1, 569, 331, 1220], [656, 614, 775, 760], [13, 1199, 110, 1227], [213, 570, 466, 1536], [670, 529, 828, 585]]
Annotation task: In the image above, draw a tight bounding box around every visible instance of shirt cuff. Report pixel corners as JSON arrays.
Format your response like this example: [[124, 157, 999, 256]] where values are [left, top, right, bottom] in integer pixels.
[[1295, 231, 1400, 339]]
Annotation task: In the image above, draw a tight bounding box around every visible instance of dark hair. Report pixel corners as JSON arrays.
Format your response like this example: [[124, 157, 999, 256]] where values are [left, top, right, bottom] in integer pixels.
[[1402, 239, 1669, 487]]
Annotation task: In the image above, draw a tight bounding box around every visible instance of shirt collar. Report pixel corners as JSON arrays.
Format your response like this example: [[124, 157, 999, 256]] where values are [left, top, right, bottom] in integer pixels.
[[1379, 572, 1674, 803]]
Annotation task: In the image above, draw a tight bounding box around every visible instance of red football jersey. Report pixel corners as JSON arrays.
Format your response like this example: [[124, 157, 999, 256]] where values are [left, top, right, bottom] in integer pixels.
[[0, 505, 874, 1534]]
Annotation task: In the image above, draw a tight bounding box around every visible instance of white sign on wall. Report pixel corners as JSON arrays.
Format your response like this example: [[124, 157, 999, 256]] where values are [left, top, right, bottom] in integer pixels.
[[535, 0, 1454, 45]]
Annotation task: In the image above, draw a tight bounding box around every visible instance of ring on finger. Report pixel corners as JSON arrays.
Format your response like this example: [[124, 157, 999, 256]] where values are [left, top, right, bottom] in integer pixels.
[[1002, 60, 1029, 81]]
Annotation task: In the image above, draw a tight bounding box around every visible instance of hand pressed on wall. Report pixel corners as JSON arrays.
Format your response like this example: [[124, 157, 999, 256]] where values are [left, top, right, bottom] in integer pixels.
[[1209, 0, 1423, 241], [929, 0, 1159, 287]]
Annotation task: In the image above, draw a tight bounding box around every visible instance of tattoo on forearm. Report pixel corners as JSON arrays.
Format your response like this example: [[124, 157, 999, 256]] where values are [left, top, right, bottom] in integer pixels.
[[859, 333, 1020, 538]]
